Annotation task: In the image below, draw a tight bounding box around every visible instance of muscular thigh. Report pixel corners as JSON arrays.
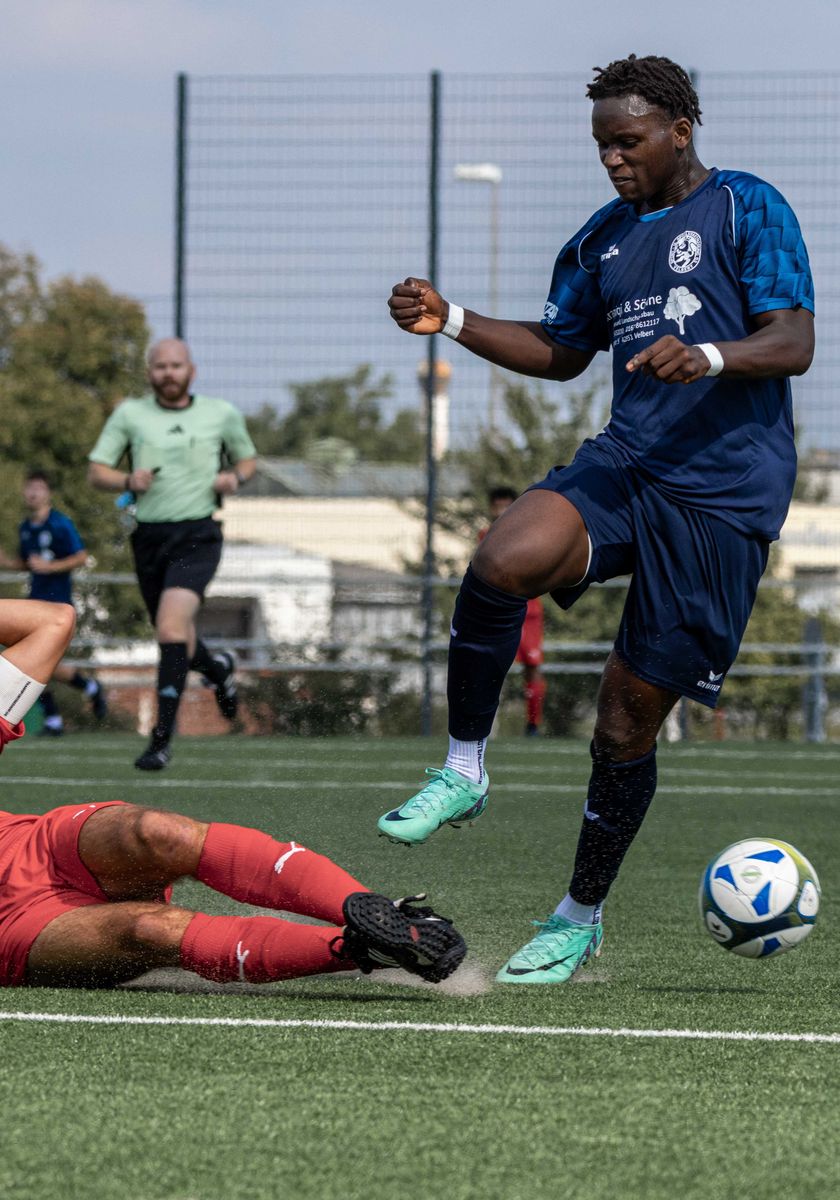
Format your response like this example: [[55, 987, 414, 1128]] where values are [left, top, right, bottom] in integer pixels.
[[473, 489, 590, 596], [25, 901, 194, 988]]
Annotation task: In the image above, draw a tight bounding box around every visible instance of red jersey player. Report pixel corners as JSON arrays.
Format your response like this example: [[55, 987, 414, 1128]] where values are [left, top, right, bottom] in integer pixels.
[[0, 599, 465, 988], [479, 487, 547, 735]]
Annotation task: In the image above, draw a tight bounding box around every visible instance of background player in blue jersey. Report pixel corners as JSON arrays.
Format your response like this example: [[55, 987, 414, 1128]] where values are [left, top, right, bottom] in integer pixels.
[[381, 54, 815, 983], [0, 471, 106, 734]]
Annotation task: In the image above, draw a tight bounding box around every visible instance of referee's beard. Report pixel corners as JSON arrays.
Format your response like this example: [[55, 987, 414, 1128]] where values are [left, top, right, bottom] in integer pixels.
[[154, 380, 192, 408]]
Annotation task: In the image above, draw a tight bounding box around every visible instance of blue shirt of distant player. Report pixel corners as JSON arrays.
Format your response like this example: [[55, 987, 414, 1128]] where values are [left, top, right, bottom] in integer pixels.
[[540, 168, 815, 540], [18, 509, 84, 604]]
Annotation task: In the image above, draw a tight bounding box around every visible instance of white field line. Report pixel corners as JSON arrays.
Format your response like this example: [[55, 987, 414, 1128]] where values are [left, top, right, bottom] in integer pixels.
[[0, 774, 838, 797], [6, 754, 835, 786], [1, 1009, 839, 1044]]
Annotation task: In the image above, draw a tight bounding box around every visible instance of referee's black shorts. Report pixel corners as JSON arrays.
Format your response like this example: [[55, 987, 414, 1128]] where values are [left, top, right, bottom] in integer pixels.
[[130, 517, 223, 621]]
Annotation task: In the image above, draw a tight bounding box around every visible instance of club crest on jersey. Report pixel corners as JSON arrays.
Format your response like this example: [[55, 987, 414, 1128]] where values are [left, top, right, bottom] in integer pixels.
[[668, 230, 702, 274]]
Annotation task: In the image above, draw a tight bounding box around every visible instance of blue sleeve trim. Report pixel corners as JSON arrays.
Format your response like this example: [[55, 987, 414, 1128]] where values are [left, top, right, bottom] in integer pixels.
[[720, 171, 815, 315]]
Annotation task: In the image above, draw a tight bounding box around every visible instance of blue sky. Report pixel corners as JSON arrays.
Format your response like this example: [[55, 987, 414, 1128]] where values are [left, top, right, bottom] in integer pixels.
[[2, 0, 837, 305]]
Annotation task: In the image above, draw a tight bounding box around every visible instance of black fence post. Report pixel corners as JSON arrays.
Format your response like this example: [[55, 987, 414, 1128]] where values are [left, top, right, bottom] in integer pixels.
[[803, 616, 827, 743], [420, 70, 441, 737], [174, 72, 188, 339]]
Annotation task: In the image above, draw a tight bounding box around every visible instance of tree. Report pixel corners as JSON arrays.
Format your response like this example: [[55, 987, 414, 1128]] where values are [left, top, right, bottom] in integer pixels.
[[0, 248, 150, 640], [247, 365, 424, 464]]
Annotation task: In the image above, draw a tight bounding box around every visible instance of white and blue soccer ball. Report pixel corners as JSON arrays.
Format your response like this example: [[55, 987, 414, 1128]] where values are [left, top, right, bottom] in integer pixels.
[[699, 838, 820, 959]]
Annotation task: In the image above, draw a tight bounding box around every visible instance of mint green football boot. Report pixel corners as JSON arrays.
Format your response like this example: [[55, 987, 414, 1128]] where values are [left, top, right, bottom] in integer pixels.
[[496, 914, 603, 984], [377, 767, 489, 846]]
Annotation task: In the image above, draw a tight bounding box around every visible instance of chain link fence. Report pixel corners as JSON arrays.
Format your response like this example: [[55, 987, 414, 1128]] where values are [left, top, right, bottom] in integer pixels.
[[100, 70, 840, 738]]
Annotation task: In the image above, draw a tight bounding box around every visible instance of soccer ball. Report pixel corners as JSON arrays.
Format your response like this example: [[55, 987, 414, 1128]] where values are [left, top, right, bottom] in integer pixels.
[[699, 838, 820, 959]]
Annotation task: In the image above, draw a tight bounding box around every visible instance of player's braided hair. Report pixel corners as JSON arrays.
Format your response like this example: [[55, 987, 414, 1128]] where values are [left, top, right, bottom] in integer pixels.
[[587, 54, 702, 125]]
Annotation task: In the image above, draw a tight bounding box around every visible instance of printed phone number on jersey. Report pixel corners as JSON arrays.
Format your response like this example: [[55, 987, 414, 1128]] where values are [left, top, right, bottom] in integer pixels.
[[607, 294, 664, 346]]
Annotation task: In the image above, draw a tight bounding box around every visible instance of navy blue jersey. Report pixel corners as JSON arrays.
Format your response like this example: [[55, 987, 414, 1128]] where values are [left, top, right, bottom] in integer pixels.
[[541, 168, 814, 540], [18, 509, 84, 604]]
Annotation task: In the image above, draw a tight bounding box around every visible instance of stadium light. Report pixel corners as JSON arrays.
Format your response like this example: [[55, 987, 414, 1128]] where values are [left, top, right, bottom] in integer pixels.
[[453, 162, 503, 428]]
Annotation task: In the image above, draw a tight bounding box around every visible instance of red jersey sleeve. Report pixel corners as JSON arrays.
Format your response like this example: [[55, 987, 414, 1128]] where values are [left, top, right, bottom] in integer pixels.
[[0, 716, 25, 753]]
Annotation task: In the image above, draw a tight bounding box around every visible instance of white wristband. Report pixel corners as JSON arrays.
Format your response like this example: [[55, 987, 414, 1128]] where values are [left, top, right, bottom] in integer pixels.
[[441, 303, 465, 340], [694, 342, 724, 377], [0, 655, 45, 725]]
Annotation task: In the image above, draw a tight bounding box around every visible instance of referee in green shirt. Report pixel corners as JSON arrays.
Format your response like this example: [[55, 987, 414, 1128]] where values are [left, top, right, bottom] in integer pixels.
[[88, 338, 257, 770]]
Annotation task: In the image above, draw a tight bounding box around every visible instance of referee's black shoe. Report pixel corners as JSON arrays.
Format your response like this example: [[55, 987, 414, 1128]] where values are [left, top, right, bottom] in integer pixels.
[[210, 651, 238, 721], [134, 742, 172, 771]]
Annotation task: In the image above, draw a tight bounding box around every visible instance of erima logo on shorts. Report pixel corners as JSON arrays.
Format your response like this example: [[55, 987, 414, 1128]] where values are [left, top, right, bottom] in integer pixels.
[[697, 669, 724, 692], [668, 230, 702, 273]]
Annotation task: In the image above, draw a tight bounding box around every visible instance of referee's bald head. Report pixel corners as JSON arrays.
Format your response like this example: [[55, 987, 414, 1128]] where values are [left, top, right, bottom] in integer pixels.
[[146, 338, 194, 368]]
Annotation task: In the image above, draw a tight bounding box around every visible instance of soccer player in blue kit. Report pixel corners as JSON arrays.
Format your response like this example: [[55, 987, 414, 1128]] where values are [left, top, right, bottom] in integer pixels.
[[0, 471, 106, 734], [381, 54, 815, 983]]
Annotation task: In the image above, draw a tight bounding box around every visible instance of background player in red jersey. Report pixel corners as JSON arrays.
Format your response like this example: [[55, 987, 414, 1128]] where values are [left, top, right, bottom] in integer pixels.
[[480, 488, 546, 736], [0, 600, 465, 989]]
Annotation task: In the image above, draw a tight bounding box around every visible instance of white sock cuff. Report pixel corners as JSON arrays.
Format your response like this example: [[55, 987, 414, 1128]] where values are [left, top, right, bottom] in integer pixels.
[[0, 655, 46, 724]]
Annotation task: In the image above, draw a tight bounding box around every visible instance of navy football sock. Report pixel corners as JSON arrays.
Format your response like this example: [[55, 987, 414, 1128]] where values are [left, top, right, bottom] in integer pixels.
[[568, 742, 658, 906], [153, 642, 189, 746], [447, 564, 528, 741]]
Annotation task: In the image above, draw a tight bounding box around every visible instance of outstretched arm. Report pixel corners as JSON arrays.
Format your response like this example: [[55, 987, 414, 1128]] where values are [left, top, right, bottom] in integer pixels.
[[388, 278, 595, 382]]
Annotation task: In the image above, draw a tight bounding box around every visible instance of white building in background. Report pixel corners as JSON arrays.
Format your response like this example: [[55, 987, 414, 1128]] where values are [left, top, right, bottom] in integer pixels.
[[195, 456, 472, 660]]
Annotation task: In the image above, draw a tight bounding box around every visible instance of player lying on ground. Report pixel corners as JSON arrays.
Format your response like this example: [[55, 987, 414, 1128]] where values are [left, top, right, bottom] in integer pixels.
[[0, 600, 466, 988], [380, 54, 815, 985]]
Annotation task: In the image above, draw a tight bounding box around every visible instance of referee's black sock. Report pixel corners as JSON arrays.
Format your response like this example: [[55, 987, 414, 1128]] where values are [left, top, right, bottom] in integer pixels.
[[68, 670, 89, 691], [191, 639, 227, 684], [153, 642, 189, 747]]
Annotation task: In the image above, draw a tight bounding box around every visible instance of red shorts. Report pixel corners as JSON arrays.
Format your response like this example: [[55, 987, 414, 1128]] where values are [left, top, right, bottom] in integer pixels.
[[0, 801, 127, 986], [515, 598, 544, 667]]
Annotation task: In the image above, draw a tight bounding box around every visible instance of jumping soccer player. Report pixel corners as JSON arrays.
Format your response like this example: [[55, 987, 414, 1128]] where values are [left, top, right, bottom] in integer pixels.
[[380, 54, 814, 983], [0, 599, 465, 989], [480, 487, 547, 736], [0, 470, 107, 734]]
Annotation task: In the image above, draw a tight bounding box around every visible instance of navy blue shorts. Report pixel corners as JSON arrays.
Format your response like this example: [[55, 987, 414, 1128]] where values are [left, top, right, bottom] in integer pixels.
[[530, 440, 770, 708]]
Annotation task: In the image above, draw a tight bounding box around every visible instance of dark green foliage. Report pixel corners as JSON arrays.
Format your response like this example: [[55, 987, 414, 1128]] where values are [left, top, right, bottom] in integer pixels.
[[0, 247, 150, 640], [246, 365, 425, 464], [244, 668, 395, 735]]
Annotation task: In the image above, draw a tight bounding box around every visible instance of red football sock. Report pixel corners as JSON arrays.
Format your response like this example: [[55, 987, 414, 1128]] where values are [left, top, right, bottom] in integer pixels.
[[195, 823, 368, 926], [524, 676, 547, 726], [180, 912, 352, 983]]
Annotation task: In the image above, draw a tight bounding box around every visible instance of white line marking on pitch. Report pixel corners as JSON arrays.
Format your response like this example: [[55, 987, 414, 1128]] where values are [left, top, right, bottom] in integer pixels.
[[1, 1011, 839, 1044], [0, 774, 838, 797]]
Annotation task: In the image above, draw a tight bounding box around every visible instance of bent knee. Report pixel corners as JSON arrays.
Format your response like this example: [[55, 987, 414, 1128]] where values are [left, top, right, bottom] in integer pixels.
[[51, 603, 76, 639], [128, 904, 195, 954], [473, 538, 541, 596], [130, 808, 207, 877]]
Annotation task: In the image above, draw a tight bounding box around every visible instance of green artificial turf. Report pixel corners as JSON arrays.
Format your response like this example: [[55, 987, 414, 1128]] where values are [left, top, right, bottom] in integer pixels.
[[0, 734, 838, 1199]]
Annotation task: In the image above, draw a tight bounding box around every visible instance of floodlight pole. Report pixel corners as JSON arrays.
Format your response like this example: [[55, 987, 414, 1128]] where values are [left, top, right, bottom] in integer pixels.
[[453, 162, 503, 428], [174, 72, 188, 339], [420, 70, 441, 737]]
